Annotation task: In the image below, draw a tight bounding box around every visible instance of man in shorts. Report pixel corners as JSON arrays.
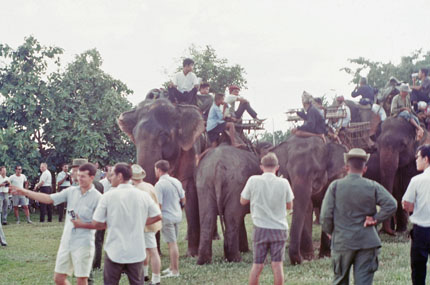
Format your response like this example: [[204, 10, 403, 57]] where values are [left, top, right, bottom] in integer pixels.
[[11, 163, 101, 285], [9, 165, 32, 224], [131, 164, 162, 285], [154, 160, 186, 278], [240, 153, 294, 285]]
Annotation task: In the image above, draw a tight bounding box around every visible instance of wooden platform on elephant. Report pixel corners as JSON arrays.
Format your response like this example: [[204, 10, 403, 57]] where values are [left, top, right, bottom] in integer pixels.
[[235, 119, 265, 131], [342, 122, 372, 150]]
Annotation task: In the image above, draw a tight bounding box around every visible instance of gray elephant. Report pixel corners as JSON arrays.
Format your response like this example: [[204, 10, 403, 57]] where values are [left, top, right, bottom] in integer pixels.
[[118, 98, 206, 256], [195, 144, 261, 264], [271, 137, 347, 264]]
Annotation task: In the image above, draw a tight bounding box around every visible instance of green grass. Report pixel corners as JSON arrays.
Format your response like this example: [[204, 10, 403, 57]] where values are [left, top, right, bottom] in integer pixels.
[[0, 211, 412, 284]]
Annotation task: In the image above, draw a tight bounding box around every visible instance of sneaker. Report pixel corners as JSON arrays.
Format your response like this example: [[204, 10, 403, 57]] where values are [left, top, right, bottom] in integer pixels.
[[2, 222, 7, 225], [161, 272, 179, 278], [144, 276, 150, 282], [16, 220, 20, 224], [27, 220, 33, 224], [161, 268, 171, 274]]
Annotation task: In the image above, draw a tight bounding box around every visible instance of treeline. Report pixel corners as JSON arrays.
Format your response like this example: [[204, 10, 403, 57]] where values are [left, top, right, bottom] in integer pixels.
[[0, 36, 135, 180]]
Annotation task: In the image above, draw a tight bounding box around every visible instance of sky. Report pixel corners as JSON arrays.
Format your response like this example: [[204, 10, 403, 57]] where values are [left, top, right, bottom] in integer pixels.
[[1, 0, 430, 132]]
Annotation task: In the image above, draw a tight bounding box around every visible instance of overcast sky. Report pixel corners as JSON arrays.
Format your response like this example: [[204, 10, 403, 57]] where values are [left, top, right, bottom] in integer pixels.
[[2, 0, 430, 132]]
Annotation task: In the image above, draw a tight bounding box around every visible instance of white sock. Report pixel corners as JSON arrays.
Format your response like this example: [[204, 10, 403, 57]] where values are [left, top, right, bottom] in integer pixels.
[[152, 273, 160, 283], [143, 265, 149, 276]]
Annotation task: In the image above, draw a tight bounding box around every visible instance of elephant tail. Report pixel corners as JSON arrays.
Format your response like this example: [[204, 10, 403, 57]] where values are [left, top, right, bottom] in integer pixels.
[[214, 171, 226, 237]]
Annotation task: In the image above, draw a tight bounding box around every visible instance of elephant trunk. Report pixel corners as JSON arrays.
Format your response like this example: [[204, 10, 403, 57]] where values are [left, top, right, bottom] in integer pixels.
[[379, 146, 399, 235], [136, 143, 162, 185]]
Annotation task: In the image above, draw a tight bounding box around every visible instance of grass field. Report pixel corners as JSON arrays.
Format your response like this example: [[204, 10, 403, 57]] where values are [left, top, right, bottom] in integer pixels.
[[0, 211, 413, 285]]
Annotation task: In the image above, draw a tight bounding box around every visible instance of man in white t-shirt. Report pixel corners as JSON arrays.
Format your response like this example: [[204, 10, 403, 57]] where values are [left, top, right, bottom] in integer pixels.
[[402, 144, 430, 284], [240, 153, 294, 285], [72, 163, 162, 284], [9, 165, 32, 224], [0, 166, 10, 225], [225, 85, 263, 123], [168, 58, 200, 105], [34, 162, 53, 222]]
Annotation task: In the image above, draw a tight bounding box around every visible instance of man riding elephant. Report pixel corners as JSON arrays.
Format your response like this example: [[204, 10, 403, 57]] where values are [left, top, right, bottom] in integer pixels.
[[291, 96, 326, 143]]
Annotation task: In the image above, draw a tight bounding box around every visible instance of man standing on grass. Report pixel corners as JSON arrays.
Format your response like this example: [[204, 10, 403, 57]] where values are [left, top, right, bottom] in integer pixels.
[[34, 163, 53, 222], [131, 164, 162, 285], [154, 160, 185, 279], [321, 148, 397, 285], [240, 152, 294, 285], [0, 166, 10, 225], [11, 163, 101, 285], [56, 163, 71, 222], [9, 165, 32, 224], [402, 144, 430, 285], [73, 163, 162, 285]]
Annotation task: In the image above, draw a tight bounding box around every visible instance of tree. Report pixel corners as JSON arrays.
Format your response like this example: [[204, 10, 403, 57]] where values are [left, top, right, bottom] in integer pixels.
[[0, 36, 63, 179], [0, 37, 135, 180], [44, 49, 135, 168], [169, 45, 247, 94], [341, 50, 430, 89]]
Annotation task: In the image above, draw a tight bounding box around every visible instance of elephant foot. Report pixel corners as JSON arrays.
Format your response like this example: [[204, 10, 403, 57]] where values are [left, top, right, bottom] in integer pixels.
[[302, 252, 314, 261], [289, 254, 302, 265], [197, 255, 212, 265], [225, 253, 242, 263], [380, 227, 396, 236], [239, 245, 249, 253], [187, 247, 199, 257]]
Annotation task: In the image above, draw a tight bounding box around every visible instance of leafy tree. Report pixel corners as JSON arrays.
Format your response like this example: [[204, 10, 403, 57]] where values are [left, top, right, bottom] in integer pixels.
[[0, 36, 63, 179], [44, 49, 135, 168], [169, 45, 247, 94], [341, 50, 430, 89]]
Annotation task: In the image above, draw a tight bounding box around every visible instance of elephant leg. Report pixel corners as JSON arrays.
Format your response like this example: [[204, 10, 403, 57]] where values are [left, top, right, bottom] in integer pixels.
[[300, 200, 314, 261], [223, 206, 242, 262], [239, 217, 249, 253], [288, 179, 312, 265], [197, 198, 217, 265], [319, 231, 331, 258], [184, 180, 200, 257]]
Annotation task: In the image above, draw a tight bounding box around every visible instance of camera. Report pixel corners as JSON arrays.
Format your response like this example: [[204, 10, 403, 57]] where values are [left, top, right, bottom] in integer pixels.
[[68, 210, 76, 220]]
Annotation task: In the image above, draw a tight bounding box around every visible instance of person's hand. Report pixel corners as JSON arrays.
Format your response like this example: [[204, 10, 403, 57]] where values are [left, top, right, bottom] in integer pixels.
[[71, 214, 81, 228], [9, 185, 26, 196], [363, 216, 377, 227]]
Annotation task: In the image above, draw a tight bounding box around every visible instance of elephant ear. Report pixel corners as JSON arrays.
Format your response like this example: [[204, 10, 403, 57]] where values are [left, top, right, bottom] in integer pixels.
[[118, 108, 138, 143], [325, 142, 347, 181], [176, 104, 205, 151]]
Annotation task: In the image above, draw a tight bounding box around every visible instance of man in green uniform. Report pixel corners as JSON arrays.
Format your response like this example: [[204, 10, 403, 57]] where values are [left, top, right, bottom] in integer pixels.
[[320, 148, 397, 285]]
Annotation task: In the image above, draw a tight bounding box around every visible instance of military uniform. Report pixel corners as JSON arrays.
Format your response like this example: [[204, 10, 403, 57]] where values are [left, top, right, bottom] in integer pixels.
[[321, 173, 397, 285]]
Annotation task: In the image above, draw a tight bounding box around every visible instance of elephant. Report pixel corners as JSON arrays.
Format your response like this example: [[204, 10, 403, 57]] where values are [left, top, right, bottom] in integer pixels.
[[118, 98, 206, 256], [195, 144, 261, 264], [367, 117, 430, 234], [270, 136, 347, 265]]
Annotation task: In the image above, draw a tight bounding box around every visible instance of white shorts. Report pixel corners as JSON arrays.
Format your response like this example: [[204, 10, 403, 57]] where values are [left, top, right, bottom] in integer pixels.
[[54, 246, 95, 277], [145, 232, 157, 249], [12, 195, 28, 207], [161, 222, 179, 243]]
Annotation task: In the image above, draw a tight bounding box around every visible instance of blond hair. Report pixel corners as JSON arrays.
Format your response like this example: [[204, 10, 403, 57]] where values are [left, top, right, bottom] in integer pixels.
[[261, 152, 279, 167]]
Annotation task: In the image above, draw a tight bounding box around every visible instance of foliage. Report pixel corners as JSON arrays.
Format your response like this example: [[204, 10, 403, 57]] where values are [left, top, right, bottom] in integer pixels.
[[44, 49, 135, 168], [341, 50, 430, 89], [257, 130, 291, 145], [0, 37, 135, 179], [168, 45, 247, 94]]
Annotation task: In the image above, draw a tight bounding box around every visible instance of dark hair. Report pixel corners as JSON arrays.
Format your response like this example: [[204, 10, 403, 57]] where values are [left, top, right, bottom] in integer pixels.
[[61, 163, 68, 168], [314, 97, 322, 105], [15, 165, 22, 170], [200, 83, 210, 89], [214, 93, 225, 101], [347, 158, 366, 171], [420, 68, 429, 77], [417, 144, 430, 162], [155, 160, 170, 173], [360, 77, 367, 85], [183, 58, 194, 67], [113, 163, 132, 181], [78, 163, 97, 177]]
